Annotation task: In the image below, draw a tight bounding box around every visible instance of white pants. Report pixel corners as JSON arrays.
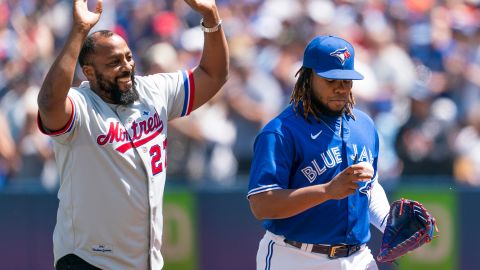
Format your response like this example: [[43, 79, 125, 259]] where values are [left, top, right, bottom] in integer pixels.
[[256, 231, 378, 270]]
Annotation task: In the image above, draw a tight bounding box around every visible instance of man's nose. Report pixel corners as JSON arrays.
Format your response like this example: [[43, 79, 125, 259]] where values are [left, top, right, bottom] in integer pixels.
[[120, 59, 133, 72]]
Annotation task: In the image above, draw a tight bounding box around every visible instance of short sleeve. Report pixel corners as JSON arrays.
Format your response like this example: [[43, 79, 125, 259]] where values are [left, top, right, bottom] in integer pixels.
[[247, 131, 294, 198], [37, 92, 81, 144], [141, 70, 195, 121]]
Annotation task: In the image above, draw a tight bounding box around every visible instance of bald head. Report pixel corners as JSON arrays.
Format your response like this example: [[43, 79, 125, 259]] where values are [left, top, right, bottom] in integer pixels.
[[79, 30, 123, 67]]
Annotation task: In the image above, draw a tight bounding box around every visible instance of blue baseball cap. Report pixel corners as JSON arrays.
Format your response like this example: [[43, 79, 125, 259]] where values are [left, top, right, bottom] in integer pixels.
[[303, 35, 364, 80]]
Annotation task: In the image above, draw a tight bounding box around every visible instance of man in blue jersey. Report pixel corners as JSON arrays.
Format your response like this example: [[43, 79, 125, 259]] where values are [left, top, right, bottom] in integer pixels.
[[247, 36, 391, 270]]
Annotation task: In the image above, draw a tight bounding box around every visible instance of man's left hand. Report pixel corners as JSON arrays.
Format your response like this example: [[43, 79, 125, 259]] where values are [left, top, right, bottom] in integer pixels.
[[183, 0, 217, 17]]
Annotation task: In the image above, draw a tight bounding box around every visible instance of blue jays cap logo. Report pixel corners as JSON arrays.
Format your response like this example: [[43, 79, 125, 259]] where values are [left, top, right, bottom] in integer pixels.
[[329, 47, 351, 66]]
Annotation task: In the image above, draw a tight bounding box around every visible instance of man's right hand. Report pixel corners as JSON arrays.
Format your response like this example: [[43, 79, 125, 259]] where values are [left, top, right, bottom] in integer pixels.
[[325, 162, 374, 200], [73, 0, 103, 32], [38, 1, 104, 131]]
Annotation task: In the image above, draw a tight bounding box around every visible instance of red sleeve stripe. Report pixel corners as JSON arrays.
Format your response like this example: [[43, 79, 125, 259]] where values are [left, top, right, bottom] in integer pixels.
[[186, 69, 195, 116], [37, 96, 76, 136], [180, 69, 195, 116]]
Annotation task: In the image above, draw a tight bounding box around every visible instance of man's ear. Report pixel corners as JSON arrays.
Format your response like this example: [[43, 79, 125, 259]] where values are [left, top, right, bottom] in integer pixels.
[[82, 65, 95, 81]]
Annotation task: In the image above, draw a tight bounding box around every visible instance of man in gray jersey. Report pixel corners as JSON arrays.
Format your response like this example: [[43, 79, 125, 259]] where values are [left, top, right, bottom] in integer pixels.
[[37, 0, 228, 269]]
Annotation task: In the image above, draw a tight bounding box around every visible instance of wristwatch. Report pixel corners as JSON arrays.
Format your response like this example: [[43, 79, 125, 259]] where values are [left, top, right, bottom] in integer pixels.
[[200, 18, 222, 33]]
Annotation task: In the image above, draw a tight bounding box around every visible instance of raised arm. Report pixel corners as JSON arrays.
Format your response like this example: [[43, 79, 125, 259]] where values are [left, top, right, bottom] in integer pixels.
[[37, 0, 103, 131], [184, 0, 229, 111]]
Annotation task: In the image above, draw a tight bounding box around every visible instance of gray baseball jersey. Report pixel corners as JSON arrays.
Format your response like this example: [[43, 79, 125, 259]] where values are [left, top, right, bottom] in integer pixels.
[[39, 70, 195, 270]]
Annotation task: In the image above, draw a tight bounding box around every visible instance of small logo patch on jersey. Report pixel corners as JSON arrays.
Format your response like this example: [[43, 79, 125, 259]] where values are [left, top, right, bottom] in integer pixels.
[[91, 244, 113, 253], [310, 130, 323, 140], [143, 111, 149, 116], [330, 47, 351, 65], [359, 177, 375, 195]]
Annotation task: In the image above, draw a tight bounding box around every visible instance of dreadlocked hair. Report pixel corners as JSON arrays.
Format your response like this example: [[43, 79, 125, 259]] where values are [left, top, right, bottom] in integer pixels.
[[289, 67, 356, 121]]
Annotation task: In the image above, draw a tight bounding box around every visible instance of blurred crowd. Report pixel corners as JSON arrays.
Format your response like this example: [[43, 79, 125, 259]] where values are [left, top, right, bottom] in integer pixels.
[[1, 0, 480, 190]]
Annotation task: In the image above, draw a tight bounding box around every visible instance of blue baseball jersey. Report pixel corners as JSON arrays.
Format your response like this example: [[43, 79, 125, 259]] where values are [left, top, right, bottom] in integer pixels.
[[247, 104, 379, 245]]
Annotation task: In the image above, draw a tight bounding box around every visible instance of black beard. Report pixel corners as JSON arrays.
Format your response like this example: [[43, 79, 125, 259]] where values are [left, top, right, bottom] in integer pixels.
[[95, 69, 139, 105], [311, 95, 345, 117]]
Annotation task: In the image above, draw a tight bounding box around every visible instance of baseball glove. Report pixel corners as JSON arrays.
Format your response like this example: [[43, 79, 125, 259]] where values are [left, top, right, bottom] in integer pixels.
[[377, 198, 438, 263]]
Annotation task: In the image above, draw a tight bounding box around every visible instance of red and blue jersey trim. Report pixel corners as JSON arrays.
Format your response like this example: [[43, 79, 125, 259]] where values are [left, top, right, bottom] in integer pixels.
[[37, 96, 76, 136], [181, 69, 195, 117]]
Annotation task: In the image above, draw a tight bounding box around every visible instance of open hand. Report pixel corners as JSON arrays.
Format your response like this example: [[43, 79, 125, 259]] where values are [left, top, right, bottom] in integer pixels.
[[73, 0, 103, 32], [183, 0, 216, 16]]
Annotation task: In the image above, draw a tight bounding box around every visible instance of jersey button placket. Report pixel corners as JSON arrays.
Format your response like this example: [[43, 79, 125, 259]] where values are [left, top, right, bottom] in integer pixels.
[[346, 196, 355, 242]]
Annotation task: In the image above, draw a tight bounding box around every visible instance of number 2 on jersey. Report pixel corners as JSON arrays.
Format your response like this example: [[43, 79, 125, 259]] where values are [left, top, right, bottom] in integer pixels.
[[149, 139, 167, 175]]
